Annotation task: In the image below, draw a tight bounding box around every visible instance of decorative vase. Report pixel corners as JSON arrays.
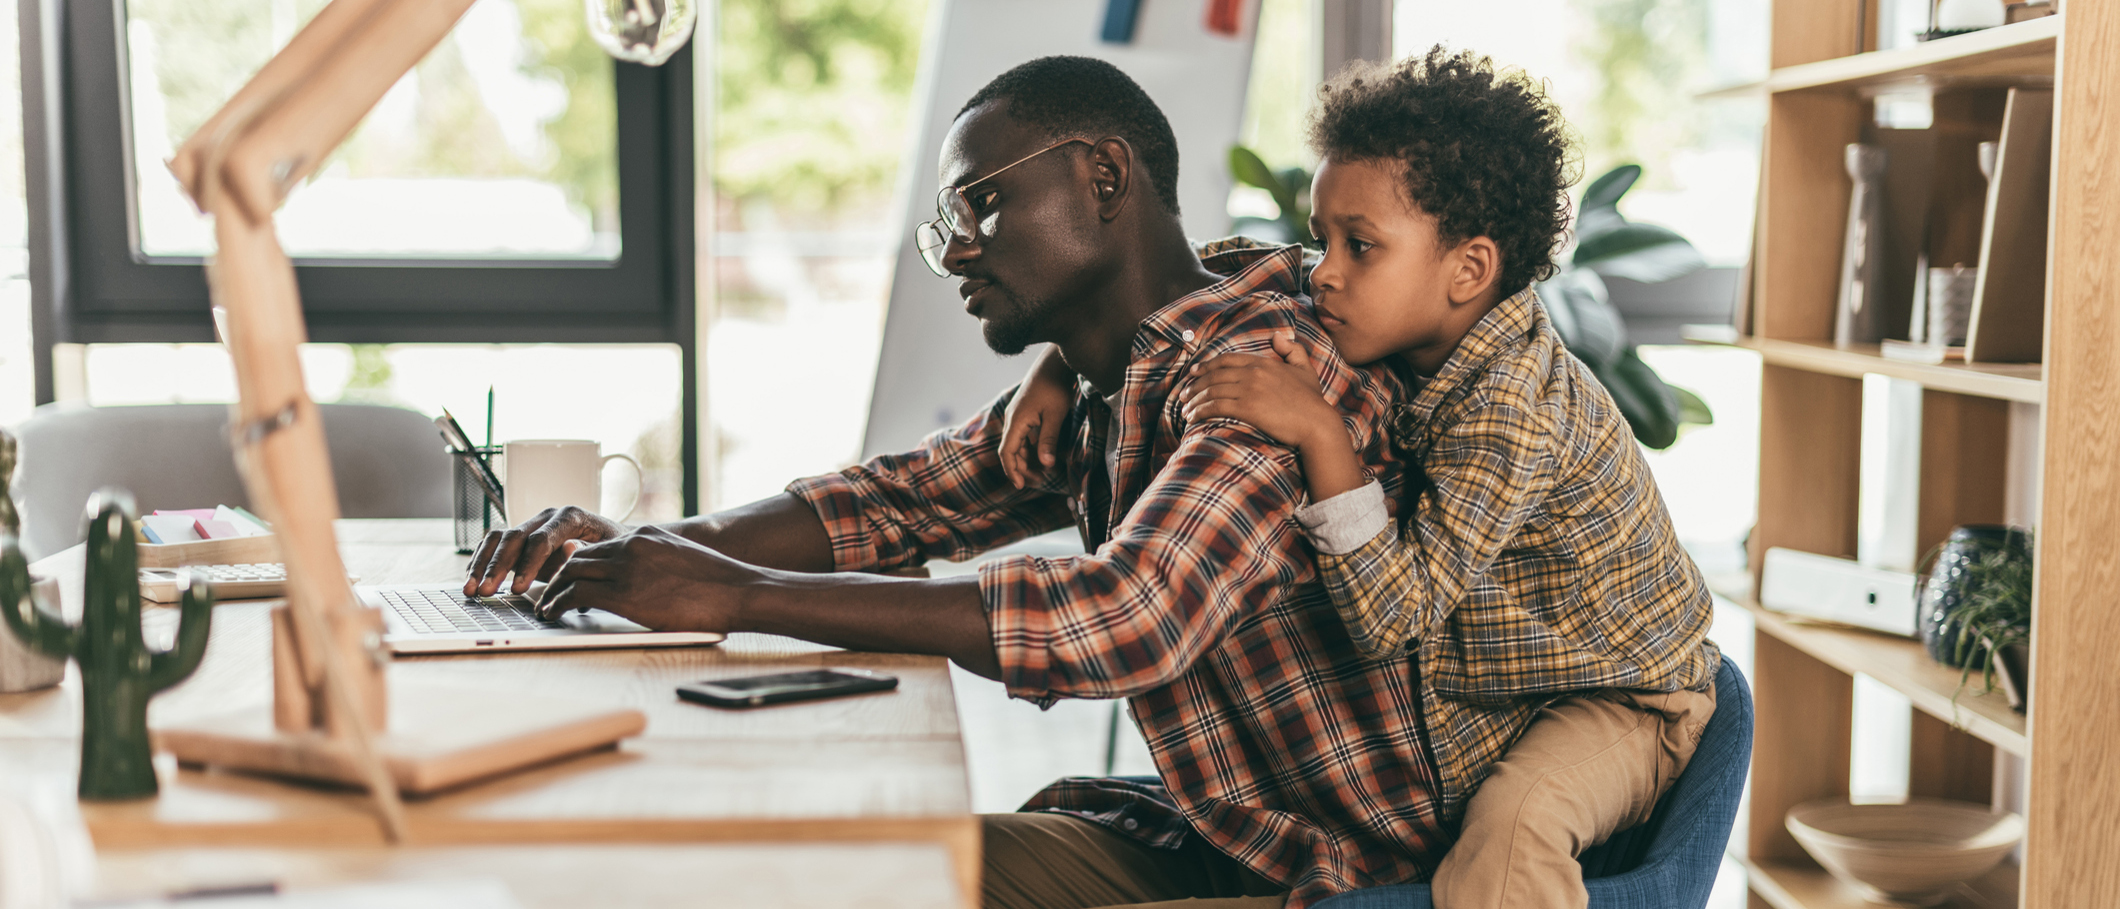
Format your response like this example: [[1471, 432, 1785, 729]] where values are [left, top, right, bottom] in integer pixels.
[[1916, 524, 2031, 667], [1994, 641, 2030, 713], [0, 489, 213, 800]]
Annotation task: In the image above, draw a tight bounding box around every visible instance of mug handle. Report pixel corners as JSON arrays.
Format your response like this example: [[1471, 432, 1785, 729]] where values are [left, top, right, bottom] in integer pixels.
[[601, 453, 644, 522]]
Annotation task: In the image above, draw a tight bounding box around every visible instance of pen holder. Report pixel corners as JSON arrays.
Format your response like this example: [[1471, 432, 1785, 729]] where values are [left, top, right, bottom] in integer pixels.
[[453, 446, 502, 554]]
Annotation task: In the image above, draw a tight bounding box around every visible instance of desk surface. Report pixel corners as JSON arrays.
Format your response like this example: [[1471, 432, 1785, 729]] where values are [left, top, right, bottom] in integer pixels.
[[1, 519, 974, 907]]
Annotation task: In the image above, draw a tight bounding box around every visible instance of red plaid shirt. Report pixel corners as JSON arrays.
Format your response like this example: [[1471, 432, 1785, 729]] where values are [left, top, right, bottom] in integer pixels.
[[788, 243, 1450, 903]]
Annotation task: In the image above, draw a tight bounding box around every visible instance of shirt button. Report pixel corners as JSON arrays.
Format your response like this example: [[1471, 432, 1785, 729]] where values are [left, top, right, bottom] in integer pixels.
[[1122, 818, 1140, 831], [1180, 330, 1196, 343]]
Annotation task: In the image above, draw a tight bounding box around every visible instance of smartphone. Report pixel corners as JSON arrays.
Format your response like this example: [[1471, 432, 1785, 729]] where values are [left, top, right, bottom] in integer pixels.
[[675, 668, 899, 708]]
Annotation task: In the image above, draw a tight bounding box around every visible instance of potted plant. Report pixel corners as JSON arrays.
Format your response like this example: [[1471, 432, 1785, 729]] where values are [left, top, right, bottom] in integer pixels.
[[1936, 534, 2035, 712], [1228, 149, 1713, 449]]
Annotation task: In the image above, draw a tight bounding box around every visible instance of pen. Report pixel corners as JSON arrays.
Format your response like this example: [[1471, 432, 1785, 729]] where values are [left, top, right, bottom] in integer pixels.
[[436, 409, 506, 504], [485, 385, 494, 451]]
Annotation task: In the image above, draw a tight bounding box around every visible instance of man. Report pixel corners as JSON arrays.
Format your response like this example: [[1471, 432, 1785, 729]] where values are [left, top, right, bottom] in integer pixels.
[[468, 56, 1438, 909]]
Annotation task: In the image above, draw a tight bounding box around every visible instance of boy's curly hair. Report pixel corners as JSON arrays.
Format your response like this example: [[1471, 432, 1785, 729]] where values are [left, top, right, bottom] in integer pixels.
[[1308, 46, 1577, 299]]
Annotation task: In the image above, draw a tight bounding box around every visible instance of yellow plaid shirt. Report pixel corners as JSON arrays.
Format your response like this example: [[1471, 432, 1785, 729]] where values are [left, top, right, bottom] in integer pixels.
[[1308, 287, 1720, 823]]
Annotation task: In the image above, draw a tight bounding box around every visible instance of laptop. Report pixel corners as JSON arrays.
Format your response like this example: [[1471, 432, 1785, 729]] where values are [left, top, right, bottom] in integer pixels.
[[362, 583, 724, 654]]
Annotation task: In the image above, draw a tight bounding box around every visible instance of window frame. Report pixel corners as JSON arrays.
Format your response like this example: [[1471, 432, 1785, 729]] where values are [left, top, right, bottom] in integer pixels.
[[21, 0, 700, 509], [34, 0, 693, 343]]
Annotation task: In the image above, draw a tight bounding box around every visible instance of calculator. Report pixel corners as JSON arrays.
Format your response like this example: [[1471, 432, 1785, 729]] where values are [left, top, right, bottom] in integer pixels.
[[138, 564, 357, 603]]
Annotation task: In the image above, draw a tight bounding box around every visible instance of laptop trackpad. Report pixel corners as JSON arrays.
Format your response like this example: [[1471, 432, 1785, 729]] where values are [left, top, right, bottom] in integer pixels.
[[557, 608, 653, 634]]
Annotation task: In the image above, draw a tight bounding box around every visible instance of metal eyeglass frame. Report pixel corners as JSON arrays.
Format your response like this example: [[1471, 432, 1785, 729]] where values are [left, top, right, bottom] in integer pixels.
[[913, 137, 1095, 277]]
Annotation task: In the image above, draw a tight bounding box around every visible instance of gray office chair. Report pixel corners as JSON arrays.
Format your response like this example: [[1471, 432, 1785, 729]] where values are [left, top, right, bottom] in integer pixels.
[[8, 403, 452, 560]]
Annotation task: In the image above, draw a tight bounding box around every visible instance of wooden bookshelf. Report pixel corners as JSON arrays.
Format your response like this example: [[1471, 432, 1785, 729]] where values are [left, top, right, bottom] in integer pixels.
[[1742, 600, 2028, 755], [1743, 856, 2019, 909], [1739, 1, 2120, 906], [1700, 16, 2059, 98], [1709, 336, 2046, 402], [1768, 16, 2059, 93]]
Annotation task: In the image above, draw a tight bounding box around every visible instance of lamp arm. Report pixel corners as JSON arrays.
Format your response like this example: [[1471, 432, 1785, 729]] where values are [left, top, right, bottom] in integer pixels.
[[170, 0, 477, 844]]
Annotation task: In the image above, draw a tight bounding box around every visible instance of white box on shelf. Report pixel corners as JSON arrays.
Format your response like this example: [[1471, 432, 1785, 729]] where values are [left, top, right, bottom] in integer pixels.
[[1759, 547, 1920, 636]]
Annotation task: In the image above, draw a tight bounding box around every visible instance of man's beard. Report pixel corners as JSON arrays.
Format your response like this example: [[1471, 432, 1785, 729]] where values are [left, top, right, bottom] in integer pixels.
[[979, 280, 1061, 356]]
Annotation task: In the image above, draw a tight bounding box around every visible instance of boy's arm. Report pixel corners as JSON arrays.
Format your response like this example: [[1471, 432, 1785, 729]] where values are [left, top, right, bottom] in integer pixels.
[[1305, 391, 1562, 659]]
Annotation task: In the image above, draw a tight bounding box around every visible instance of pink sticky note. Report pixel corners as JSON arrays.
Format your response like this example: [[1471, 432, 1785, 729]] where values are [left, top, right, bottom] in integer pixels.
[[194, 519, 242, 540]]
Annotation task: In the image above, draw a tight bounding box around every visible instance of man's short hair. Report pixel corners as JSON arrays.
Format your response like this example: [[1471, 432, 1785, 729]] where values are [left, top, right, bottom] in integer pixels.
[[1309, 46, 1577, 299], [958, 56, 1183, 215]]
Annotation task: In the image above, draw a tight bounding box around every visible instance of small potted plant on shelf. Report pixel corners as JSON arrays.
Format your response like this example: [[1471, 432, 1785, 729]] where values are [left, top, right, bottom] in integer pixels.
[[1923, 526, 2035, 712]]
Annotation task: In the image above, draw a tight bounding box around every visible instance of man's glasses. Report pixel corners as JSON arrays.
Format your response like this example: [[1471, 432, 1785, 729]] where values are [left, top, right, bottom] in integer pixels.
[[914, 138, 1093, 277]]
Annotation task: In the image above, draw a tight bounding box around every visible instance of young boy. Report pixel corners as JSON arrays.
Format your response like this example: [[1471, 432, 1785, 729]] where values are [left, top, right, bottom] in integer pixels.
[[998, 48, 1721, 909]]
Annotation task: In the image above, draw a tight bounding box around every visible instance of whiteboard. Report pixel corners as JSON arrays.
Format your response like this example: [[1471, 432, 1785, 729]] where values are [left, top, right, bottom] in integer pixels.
[[860, 0, 1260, 457]]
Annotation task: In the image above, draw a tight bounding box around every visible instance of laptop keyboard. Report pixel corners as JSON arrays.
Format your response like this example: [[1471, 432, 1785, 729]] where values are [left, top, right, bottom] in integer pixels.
[[381, 587, 566, 635]]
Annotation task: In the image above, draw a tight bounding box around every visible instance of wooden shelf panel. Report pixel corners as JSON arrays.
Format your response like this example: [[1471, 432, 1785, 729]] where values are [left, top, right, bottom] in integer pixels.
[[1748, 16, 2060, 95], [1738, 600, 2028, 756], [1744, 855, 2019, 909], [1708, 337, 2045, 402]]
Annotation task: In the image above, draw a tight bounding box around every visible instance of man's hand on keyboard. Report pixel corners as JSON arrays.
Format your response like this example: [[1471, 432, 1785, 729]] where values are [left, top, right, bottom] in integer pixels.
[[466, 505, 628, 597], [537, 525, 748, 632]]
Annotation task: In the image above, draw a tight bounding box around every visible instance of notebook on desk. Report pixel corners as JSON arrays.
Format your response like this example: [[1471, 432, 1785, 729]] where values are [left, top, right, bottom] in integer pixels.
[[362, 583, 724, 654]]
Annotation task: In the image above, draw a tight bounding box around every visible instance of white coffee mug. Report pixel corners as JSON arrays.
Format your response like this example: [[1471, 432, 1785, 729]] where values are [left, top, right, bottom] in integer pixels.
[[502, 440, 644, 527]]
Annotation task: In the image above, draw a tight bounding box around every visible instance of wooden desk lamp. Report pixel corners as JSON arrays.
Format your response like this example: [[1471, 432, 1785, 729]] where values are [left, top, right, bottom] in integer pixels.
[[152, 0, 695, 841]]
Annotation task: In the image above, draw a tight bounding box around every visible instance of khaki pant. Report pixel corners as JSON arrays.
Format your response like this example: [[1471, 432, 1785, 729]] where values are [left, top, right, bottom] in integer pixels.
[[982, 684, 1714, 909], [1432, 683, 1718, 909], [982, 812, 1286, 909]]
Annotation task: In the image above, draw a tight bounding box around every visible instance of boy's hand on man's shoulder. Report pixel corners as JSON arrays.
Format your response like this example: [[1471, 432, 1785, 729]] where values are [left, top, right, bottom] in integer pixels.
[[1181, 331, 1342, 452]]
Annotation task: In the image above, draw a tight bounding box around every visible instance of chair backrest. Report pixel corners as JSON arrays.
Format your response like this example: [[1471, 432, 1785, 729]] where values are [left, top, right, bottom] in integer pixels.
[[10, 403, 451, 560]]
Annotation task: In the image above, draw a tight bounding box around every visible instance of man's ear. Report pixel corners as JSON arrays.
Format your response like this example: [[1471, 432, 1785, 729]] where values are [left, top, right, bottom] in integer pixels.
[[1089, 137, 1133, 221], [1449, 236, 1503, 306]]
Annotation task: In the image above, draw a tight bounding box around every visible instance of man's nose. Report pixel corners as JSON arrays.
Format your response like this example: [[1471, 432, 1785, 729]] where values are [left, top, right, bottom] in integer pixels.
[[941, 233, 982, 276]]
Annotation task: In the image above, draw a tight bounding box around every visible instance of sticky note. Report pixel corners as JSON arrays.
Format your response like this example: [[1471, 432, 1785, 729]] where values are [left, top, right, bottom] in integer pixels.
[[152, 508, 219, 523], [214, 506, 270, 537], [141, 515, 204, 544], [193, 519, 243, 540]]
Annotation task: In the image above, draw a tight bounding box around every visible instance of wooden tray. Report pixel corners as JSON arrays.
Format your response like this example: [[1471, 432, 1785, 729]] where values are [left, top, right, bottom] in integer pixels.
[[138, 534, 280, 569]]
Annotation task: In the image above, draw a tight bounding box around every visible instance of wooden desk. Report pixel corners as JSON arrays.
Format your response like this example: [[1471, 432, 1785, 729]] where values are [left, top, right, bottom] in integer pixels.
[[1, 519, 974, 907]]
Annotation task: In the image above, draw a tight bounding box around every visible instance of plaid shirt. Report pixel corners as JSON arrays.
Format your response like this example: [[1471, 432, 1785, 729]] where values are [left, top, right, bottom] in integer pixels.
[[788, 242, 1450, 904], [1310, 287, 1721, 822]]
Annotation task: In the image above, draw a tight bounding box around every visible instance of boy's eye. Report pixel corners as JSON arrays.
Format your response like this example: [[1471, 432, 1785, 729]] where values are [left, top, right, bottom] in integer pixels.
[[1346, 238, 1373, 255], [969, 189, 1000, 212]]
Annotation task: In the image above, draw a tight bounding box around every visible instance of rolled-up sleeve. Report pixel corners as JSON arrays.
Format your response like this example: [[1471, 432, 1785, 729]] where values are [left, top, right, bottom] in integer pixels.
[[979, 419, 1311, 703], [786, 389, 1073, 573]]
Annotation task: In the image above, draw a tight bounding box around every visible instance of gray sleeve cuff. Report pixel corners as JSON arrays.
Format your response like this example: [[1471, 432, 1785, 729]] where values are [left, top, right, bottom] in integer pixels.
[[1294, 480, 1390, 556]]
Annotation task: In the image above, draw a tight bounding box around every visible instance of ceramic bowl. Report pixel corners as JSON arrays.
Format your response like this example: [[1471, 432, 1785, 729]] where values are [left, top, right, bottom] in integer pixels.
[[1786, 798, 2024, 907]]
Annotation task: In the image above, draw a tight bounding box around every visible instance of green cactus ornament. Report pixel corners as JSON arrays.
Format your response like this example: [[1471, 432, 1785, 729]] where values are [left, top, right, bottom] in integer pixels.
[[0, 489, 212, 800]]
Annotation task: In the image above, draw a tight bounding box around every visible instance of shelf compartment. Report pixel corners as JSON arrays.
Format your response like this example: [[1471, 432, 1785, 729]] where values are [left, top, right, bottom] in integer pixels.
[[1746, 16, 2060, 96], [1744, 855, 2019, 909], [1701, 336, 2044, 402], [1736, 599, 2028, 756]]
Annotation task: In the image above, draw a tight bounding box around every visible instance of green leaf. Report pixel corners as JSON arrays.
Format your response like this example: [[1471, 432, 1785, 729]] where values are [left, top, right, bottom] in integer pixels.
[[1581, 164, 1641, 213], [1597, 349, 1682, 449], [1539, 270, 1627, 367], [1675, 386, 1714, 425], [1229, 146, 1295, 214], [1574, 221, 1699, 266]]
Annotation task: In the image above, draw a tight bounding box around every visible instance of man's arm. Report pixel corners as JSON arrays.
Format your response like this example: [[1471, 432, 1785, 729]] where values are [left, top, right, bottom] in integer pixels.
[[537, 525, 1002, 678], [467, 493, 836, 596], [468, 389, 1070, 596]]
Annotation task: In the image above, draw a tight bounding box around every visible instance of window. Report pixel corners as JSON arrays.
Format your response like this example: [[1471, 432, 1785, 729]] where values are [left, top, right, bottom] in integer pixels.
[[125, 0, 621, 261], [28, 0, 693, 345], [24, 0, 700, 511]]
